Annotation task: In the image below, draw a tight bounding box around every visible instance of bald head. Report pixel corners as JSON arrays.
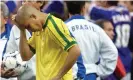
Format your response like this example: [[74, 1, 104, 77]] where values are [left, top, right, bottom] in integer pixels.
[[15, 4, 46, 32], [16, 4, 40, 25]]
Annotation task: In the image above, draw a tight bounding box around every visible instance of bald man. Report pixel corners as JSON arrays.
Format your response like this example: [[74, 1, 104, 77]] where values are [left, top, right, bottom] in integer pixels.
[[5, 1, 45, 80], [14, 5, 80, 80]]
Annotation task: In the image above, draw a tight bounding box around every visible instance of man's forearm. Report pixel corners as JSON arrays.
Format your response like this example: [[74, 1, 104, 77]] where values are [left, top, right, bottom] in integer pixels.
[[56, 45, 80, 78], [20, 30, 33, 61]]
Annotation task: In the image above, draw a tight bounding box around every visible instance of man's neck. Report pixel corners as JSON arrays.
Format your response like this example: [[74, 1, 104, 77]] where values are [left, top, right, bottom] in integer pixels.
[[0, 26, 5, 34], [41, 13, 49, 28], [69, 14, 83, 18]]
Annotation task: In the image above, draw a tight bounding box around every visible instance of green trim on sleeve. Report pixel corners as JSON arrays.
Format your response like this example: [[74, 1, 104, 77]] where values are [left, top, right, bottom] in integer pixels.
[[64, 41, 77, 51], [43, 14, 51, 29], [49, 15, 70, 44], [48, 15, 77, 51]]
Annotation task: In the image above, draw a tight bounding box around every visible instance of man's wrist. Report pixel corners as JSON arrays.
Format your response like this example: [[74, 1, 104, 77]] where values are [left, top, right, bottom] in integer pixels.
[[20, 29, 26, 34], [20, 29, 27, 38], [20, 29, 25, 32]]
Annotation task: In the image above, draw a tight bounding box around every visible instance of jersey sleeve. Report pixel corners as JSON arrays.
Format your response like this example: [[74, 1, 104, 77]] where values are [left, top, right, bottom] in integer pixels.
[[48, 17, 77, 51]]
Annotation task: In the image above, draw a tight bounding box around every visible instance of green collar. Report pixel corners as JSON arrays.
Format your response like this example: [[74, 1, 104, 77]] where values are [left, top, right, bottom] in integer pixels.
[[43, 14, 51, 29]]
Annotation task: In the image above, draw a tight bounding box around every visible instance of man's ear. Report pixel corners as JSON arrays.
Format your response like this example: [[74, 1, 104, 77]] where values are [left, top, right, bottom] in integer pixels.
[[81, 5, 86, 16], [4, 17, 8, 24], [39, 2, 43, 7], [30, 14, 36, 19]]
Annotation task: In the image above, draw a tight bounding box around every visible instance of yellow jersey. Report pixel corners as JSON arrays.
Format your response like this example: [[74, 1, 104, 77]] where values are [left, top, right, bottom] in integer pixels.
[[28, 14, 77, 80]]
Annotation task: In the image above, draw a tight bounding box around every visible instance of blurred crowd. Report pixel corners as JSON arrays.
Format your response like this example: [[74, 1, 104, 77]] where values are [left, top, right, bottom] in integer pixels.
[[1, 1, 133, 26], [0, 0, 133, 80]]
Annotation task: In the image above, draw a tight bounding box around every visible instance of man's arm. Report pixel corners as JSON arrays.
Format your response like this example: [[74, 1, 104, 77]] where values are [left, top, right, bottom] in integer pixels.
[[53, 45, 80, 79], [13, 17, 34, 61], [19, 30, 34, 61], [12, 16, 34, 61], [96, 28, 118, 78]]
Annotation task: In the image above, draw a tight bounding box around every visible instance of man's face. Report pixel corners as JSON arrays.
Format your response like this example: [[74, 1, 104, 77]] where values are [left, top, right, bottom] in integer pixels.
[[103, 21, 114, 40], [0, 12, 5, 28], [25, 16, 43, 32], [124, 1, 133, 12], [15, 14, 43, 32]]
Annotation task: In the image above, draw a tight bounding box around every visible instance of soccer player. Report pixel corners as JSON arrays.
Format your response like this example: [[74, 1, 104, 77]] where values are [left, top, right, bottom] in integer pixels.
[[0, 2, 17, 80], [65, 1, 118, 80], [121, 1, 133, 79], [88, 1, 132, 80], [14, 4, 80, 80], [4, 1, 45, 80]]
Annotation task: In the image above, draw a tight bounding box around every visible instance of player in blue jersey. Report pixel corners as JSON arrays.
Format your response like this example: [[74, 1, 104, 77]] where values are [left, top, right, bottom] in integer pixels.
[[65, 1, 118, 80], [87, 1, 132, 80], [122, 1, 133, 79]]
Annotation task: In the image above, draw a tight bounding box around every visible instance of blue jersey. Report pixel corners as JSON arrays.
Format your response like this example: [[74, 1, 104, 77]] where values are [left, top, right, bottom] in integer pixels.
[[90, 5, 132, 72], [43, 1, 64, 16], [0, 24, 11, 60]]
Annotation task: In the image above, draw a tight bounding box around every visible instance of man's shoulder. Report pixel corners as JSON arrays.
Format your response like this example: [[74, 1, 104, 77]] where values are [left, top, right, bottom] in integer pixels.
[[47, 14, 63, 28]]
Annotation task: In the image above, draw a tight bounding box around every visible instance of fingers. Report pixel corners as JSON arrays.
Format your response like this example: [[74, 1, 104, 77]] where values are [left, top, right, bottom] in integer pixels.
[[1, 61, 5, 68], [11, 15, 20, 28], [1, 68, 5, 77], [1, 62, 15, 78], [12, 72, 18, 77], [12, 16, 18, 27], [4, 69, 14, 74], [1, 69, 15, 79]]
